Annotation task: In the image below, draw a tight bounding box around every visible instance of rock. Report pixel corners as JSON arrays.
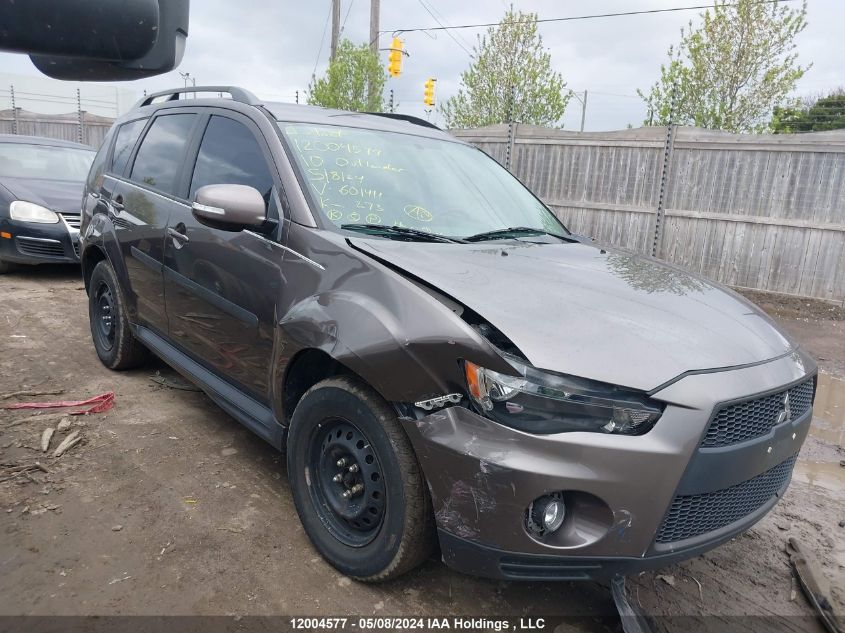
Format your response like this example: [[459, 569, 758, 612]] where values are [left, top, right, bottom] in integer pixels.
[[56, 418, 72, 432], [775, 521, 791, 531], [657, 574, 676, 587], [111, 525, 123, 532], [839, 520, 845, 528], [40, 428, 54, 453]]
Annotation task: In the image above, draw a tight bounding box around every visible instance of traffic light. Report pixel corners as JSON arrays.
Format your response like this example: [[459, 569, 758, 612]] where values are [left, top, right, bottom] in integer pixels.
[[423, 78, 436, 107], [387, 37, 403, 78]]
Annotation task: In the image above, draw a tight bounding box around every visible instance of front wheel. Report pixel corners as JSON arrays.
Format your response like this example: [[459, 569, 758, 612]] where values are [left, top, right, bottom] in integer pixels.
[[287, 376, 434, 581]]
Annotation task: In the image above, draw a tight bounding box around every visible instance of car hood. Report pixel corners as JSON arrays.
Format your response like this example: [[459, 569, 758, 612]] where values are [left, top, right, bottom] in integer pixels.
[[0, 177, 84, 215], [351, 238, 795, 392]]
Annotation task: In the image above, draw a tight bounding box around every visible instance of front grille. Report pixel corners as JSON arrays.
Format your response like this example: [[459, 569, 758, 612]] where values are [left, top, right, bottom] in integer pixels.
[[701, 378, 814, 447], [72, 241, 81, 258], [15, 236, 65, 258], [655, 454, 797, 543], [60, 213, 81, 230]]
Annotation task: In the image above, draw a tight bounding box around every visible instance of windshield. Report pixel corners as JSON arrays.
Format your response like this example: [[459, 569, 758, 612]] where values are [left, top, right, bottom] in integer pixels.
[[0, 143, 95, 181], [281, 123, 567, 239]]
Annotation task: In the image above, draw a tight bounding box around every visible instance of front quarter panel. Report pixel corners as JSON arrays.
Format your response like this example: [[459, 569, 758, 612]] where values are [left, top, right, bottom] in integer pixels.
[[273, 223, 513, 411]]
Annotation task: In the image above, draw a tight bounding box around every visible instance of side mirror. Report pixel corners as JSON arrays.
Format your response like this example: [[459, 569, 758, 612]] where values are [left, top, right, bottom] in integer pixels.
[[192, 184, 267, 232]]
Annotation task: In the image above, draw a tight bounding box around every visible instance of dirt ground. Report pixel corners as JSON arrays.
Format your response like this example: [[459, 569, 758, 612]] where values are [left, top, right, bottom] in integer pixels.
[[1, 266, 843, 632]]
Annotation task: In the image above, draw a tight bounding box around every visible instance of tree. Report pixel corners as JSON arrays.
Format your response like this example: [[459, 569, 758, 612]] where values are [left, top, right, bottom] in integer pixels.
[[639, 0, 809, 133], [441, 9, 569, 129], [308, 39, 386, 112], [771, 89, 845, 133]]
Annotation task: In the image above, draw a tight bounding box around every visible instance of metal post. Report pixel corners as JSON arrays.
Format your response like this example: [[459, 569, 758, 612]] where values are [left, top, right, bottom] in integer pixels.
[[579, 90, 588, 132], [651, 82, 678, 258], [389, 89, 394, 113], [330, 0, 341, 61], [505, 85, 517, 172], [76, 88, 83, 144], [10, 85, 18, 135], [296, 90, 299, 104]]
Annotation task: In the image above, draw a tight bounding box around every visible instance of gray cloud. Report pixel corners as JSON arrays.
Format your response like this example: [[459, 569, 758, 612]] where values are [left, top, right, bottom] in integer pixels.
[[0, 0, 841, 130]]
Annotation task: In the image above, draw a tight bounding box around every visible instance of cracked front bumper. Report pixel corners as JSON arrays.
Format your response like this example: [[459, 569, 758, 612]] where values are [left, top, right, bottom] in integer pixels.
[[402, 349, 816, 580]]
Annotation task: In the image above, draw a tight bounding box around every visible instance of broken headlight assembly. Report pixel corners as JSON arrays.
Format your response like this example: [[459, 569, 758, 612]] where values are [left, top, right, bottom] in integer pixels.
[[464, 354, 663, 435]]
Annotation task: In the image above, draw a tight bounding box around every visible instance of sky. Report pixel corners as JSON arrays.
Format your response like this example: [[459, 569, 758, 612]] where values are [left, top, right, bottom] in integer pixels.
[[0, 0, 843, 130]]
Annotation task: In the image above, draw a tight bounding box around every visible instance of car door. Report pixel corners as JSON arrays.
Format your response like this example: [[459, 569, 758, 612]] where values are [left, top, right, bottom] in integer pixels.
[[162, 111, 283, 401], [108, 112, 200, 335]]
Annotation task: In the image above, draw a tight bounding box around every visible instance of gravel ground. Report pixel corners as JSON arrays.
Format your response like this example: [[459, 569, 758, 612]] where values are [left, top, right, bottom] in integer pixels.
[[0, 265, 843, 632]]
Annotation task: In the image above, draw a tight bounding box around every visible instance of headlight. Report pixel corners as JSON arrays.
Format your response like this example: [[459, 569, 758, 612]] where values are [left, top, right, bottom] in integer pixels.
[[464, 354, 663, 435], [9, 201, 59, 224]]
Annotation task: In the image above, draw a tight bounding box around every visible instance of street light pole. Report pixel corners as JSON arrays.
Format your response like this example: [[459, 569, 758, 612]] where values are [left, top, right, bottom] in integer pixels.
[[566, 89, 588, 132]]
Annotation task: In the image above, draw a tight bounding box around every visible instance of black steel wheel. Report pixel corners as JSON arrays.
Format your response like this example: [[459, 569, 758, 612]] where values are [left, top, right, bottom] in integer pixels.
[[88, 260, 148, 370], [287, 376, 434, 582], [92, 280, 116, 351], [307, 420, 386, 547]]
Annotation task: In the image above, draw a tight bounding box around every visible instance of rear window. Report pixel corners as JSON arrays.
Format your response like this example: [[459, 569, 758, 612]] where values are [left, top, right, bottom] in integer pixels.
[[129, 114, 196, 195], [0, 143, 94, 181], [110, 118, 147, 176]]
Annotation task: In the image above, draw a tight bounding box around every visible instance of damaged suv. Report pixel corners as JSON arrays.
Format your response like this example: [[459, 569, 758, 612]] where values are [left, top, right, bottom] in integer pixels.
[[80, 87, 816, 582]]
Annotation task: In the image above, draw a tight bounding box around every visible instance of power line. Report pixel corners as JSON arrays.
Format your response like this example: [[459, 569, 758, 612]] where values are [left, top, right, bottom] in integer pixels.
[[312, 1, 333, 78], [417, 0, 473, 55], [339, 0, 355, 37], [384, 0, 797, 35]]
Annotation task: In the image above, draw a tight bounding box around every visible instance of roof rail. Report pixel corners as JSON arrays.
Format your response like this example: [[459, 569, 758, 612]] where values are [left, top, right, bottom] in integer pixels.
[[364, 112, 441, 131], [133, 86, 261, 109]]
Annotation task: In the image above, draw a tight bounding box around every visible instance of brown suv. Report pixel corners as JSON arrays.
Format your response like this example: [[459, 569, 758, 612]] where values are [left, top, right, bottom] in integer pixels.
[[80, 86, 816, 583]]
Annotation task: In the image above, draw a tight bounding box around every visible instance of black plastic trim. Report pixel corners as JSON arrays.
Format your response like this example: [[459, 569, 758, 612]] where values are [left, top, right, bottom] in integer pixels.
[[129, 246, 162, 273]]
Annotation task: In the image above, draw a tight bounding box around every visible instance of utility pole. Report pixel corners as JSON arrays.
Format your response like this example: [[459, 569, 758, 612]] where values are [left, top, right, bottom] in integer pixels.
[[330, 0, 341, 61], [369, 0, 380, 55], [580, 90, 588, 132]]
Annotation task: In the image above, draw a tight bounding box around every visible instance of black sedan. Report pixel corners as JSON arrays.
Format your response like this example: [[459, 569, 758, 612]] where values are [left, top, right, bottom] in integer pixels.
[[0, 135, 95, 272]]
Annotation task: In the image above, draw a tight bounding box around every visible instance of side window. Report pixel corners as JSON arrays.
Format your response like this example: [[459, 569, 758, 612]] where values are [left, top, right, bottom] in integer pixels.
[[110, 118, 147, 176], [130, 114, 196, 195], [190, 116, 274, 205]]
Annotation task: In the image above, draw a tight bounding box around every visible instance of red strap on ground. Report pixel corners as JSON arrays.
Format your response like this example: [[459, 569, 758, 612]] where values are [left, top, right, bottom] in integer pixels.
[[2, 392, 115, 415]]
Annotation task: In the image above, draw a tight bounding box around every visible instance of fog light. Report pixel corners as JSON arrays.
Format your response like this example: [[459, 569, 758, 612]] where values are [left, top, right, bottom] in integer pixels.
[[527, 494, 566, 535]]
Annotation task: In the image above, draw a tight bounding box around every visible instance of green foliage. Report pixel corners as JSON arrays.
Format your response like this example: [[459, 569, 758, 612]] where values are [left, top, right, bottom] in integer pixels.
[[441, 9, 569, 129], [639, 0, 809, 133], [308, 39, 386, 112], [771, 89, 845, 133]]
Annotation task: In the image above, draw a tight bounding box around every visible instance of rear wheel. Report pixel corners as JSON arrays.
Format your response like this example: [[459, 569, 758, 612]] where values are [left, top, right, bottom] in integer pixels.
[[88, 260, 148, 370], [287, 376, 434, 581]]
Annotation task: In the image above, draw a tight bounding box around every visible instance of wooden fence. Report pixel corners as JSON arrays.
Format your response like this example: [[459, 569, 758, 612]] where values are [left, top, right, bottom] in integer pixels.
[[452, 124, 845, 304], [0, 108, 113, 149]]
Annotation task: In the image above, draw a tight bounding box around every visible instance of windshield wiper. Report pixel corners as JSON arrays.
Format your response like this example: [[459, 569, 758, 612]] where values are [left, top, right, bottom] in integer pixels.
[[463, 226, 576, 243], [342, 223, 467, 244]]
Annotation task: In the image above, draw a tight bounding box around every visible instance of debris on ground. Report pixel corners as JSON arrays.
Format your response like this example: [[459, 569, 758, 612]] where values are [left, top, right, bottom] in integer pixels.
[[2, 391, 115, 415], [111, 525, 123, 532], [56, 417, 72, 432], [149, 371, 201, 392], [52, 430, 82, 458], [40, 427, 54, 452], [0, 461, 49, 483], [787, 537, 845, 633], [656, 574, 676, 587], [0, 389, 64, 401], [611, 575, 652, 633]]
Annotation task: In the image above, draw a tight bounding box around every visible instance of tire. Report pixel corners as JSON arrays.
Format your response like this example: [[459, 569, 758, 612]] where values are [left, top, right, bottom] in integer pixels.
[[287, 376, 434, 582], [88, 260, 148, 370], [0, 258, 17, 274]]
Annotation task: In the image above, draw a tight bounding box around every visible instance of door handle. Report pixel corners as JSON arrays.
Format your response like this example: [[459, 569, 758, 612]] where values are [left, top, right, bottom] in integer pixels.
[[167, 227, 189, 244]]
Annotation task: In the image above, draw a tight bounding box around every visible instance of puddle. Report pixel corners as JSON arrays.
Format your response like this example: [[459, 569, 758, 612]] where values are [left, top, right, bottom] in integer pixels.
[[793, 372, 845, 492]]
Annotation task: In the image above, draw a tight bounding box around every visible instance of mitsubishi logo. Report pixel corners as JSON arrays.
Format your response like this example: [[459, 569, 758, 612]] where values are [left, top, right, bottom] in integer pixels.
[[776, 393, 792, 425]]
